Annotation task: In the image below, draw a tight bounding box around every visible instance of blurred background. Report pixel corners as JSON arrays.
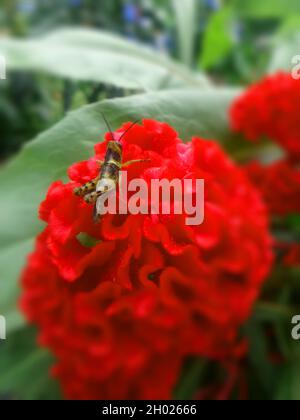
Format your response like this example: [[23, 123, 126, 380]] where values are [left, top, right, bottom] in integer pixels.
[[0, 0, 300, 400], [1, 0, 298, 162]]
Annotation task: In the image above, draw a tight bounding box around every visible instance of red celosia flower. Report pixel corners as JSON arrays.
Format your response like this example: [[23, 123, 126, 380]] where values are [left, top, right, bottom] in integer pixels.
[[245, 160, 300, 217], [230, 72, 300, 220], [230, 72, 300, 162], [21, 120, 272, 399]]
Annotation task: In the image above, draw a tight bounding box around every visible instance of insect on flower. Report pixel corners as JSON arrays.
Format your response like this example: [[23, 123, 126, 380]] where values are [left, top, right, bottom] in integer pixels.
[[74, 114, 149, 222]]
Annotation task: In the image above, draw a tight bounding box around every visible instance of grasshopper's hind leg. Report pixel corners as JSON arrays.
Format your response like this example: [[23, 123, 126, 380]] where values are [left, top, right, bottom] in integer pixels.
[[74, 175, 100, 197], [73, 160, 104, 197], [93, 204, 100, 224]]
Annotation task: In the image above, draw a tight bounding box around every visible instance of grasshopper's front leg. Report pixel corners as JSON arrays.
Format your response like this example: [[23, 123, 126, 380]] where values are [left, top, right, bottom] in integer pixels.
[[122, 159, 150, 168]]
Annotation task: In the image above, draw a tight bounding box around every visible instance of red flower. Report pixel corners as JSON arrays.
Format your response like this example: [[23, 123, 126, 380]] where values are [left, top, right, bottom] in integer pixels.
[[245, 160, 300, 217], [230, 72, 300, 162], [21, 120, 272, 399], [230, 72, 300, 220]]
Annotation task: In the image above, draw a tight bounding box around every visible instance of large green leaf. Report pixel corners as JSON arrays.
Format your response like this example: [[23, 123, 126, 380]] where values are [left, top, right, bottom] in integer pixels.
[[0, 327, 61, 400], [0, 28, 208, 90], [0, 239, 34, 333]]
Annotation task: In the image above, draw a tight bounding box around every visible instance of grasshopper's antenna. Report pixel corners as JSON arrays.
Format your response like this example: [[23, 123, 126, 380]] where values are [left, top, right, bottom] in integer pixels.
[[100, 111, 116, 142], [118, 120, 140, 143]]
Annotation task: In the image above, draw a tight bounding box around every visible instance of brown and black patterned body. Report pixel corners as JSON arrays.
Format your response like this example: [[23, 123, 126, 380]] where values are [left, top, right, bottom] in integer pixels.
[[99, 140, 123, 185], [73, 141, 122, 204], [73, 119, 148, 222]]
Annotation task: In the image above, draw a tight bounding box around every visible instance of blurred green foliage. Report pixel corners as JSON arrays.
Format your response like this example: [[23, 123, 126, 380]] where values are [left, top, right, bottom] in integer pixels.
[[1, 0, 299, 159]]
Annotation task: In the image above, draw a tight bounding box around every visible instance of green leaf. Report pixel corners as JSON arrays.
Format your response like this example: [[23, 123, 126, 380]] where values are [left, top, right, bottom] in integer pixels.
[[77, 233, 102, 248], [277, 16, 300, 37], [0, 327, 61, 400], [172, 0, 198, 68], [174, 358, 207, 400], [0, 239, 34, 333], [231, 0, 300, 18], [0, 28, 208, 90], [285, 214, 300, 234], [254, 302, 295, 323], [200, 8, 235, 70], [274, 361, 300, 400], [245, 319, 276, 397]]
